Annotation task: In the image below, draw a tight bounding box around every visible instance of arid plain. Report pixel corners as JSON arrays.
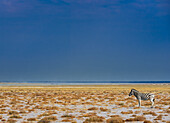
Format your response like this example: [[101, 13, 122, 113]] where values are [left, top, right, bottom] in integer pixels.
[[0, 84, 169, 123]]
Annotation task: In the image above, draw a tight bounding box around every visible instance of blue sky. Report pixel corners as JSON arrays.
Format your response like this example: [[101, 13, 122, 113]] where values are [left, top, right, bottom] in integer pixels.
[[0, 0, 170, 81]]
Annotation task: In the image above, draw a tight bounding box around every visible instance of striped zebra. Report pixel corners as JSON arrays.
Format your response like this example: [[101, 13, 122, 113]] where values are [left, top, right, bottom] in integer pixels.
[[129, 89, 155, 108]]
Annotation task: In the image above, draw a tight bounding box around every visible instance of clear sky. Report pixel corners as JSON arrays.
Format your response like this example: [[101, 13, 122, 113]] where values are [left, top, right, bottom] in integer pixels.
[[0, 0, 170, 81]]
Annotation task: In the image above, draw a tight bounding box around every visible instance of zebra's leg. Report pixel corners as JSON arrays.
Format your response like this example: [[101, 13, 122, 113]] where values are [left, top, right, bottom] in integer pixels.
[[138, 99, 141, 107], [150, 95, 155, 108], [150, 98, 154, 108]]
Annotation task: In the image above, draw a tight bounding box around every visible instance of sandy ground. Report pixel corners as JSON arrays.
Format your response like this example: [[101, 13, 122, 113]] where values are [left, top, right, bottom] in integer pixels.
[[0, 84, 169, 123]]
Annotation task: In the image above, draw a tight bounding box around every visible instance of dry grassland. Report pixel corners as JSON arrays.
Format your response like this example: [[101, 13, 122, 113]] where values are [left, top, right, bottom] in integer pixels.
[[0, 84, 169, 123]]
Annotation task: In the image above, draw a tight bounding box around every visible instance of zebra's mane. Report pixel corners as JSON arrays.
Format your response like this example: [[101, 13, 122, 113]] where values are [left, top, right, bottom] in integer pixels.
[[131, 89, 139, 92]]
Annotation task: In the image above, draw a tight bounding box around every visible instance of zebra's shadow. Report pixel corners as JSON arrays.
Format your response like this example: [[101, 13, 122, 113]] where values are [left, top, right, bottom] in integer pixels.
[[128, 106, 155, 110]]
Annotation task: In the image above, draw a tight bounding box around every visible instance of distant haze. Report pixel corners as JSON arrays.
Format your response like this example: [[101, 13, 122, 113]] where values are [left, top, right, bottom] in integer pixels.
[[0, 0, 170, 81]]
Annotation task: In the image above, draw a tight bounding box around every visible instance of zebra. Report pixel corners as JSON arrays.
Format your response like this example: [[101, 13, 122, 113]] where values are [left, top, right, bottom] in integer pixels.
[[129, 89, 155, 108]]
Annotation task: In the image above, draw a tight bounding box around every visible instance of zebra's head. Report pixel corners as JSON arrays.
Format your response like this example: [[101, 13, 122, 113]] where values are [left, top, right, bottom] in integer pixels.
[[129, 89, 137, 96]]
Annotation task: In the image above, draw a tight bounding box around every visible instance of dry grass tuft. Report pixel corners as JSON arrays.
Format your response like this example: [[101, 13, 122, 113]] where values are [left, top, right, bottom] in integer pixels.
[[126, 116, 146, 121], [121, 110, 133, 114], [9, 114, 22, 119], [100, 107, 108, 112], [61, 114, 75, 118], [8, 111, 19, 115], [166, 109, 170, 113], [110, 115, 121, 118], [1, 119, 6, 122], [134, 116, 146, 121], [106, 117, 124, 123], [38, 116, 57, 123], [125, 118, 135, 122], [88, 107, 98, 110], [143, 120, 152, 123], [27, 118, 37, 121], [131, 114, 136, 117], [0, 111, 7, 114], [83, 116, 104, 123], [143, 111, 157, 116], [82, 112, 97, 117], [7, 119, 17, 123], [38, 119, 50, 123], [134, 111, 141, 114], [62, 118, 74, 122], [154, 115, 162, 120]]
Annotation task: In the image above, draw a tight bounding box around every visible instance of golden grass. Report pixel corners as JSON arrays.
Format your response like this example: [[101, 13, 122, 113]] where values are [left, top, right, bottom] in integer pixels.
[[0, 84, 169, 122]]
